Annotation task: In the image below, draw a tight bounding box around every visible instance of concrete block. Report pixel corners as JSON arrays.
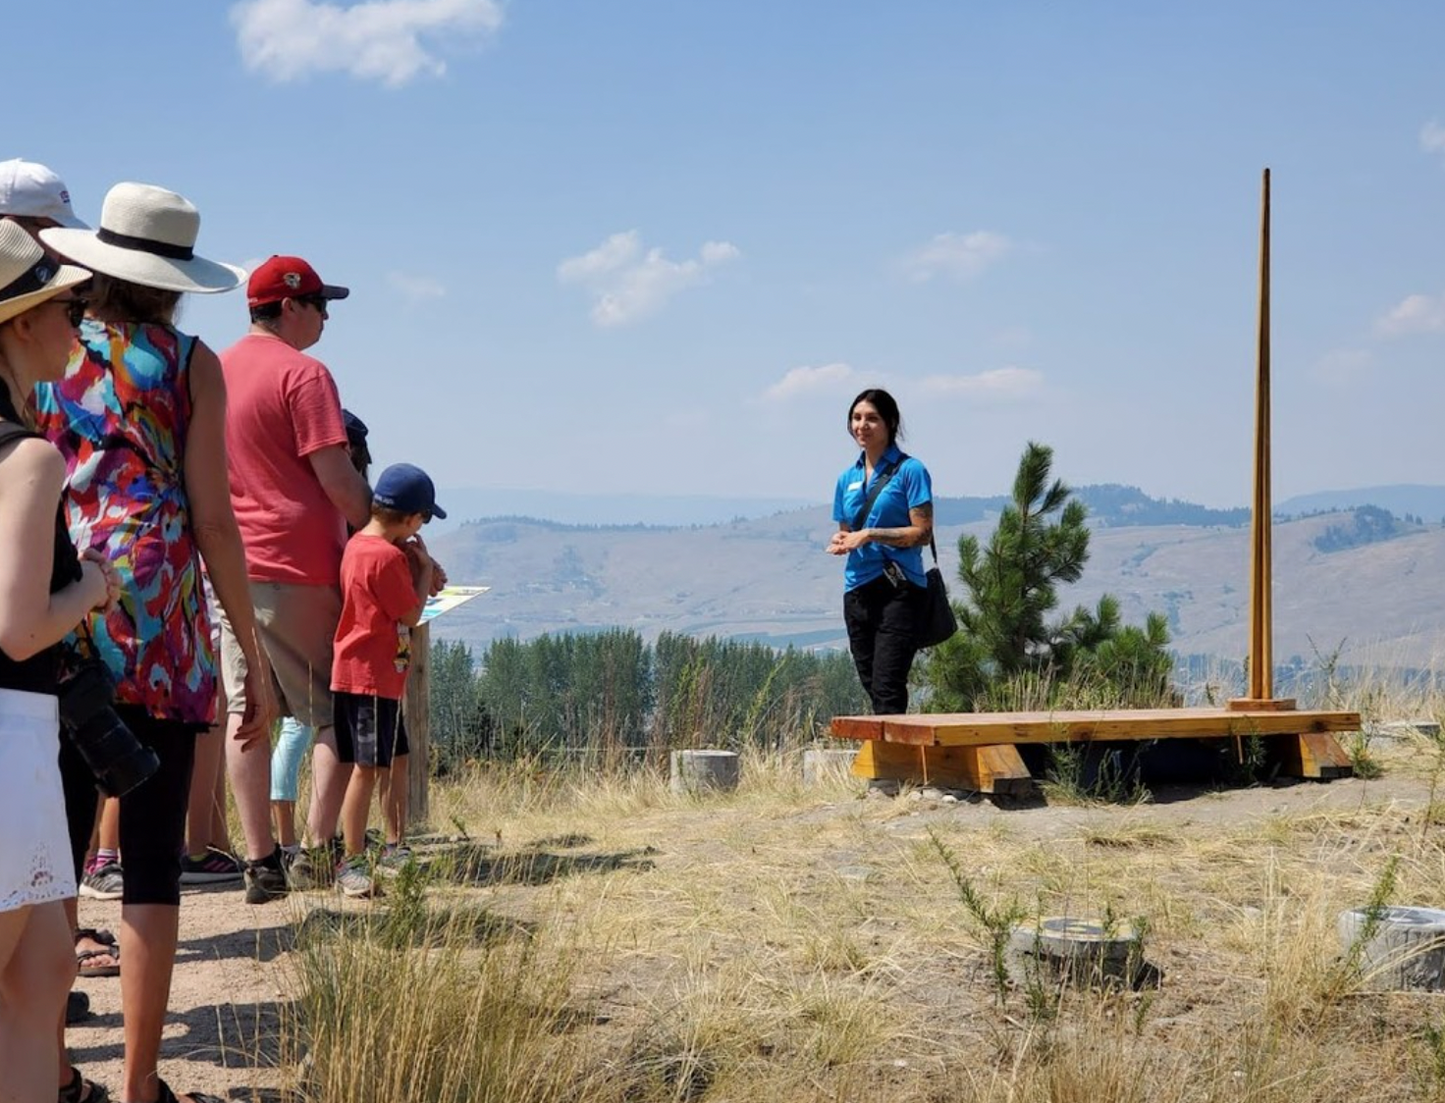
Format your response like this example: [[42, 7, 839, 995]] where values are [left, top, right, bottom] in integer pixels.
[[669, 749, 740, 796]]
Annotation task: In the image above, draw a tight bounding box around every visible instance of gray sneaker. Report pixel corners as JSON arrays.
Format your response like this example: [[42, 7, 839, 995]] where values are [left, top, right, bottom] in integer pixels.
[[243, 856, 289, 905], [79, 861, 124, 901], [336, 858, 380, 899], [375, 843, 413, 876]]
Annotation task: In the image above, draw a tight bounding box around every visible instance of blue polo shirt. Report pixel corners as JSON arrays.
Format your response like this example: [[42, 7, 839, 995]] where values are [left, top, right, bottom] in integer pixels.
[[832, 445, 932, 592]]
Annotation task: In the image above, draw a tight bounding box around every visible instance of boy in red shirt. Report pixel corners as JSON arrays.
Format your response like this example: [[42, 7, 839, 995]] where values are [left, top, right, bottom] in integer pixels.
[[330, 463, 443, 898]]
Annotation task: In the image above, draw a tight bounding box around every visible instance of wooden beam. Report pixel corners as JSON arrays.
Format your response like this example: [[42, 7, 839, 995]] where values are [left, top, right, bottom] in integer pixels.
[[851, 739, 1033, 795], [830, 706, 1360, 747], [404, 621, 431, 826], [1277, 731, 1354, 779]]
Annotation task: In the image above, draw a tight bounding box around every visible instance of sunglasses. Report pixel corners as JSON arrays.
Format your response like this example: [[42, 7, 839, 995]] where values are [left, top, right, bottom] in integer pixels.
[[298, 295, 329, 317], [53, 297, 88, 327]]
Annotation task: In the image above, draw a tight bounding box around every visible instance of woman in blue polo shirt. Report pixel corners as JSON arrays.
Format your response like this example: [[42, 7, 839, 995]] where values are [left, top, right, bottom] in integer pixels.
[[827, 388, 934, 714]]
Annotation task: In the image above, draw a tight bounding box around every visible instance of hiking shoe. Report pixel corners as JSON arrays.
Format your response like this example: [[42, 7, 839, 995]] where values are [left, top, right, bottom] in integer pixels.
[[336, 858, 380, 899], [243, 854, 289, 905], [79, 861, 123, 901], [286, 845, 338, 890], [376, 843, 413, 875], [179, 847, 244, 885]]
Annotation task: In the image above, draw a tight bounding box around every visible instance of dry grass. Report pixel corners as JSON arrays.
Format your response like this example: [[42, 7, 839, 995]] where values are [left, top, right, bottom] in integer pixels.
[[259, 671, 1445, 1103]]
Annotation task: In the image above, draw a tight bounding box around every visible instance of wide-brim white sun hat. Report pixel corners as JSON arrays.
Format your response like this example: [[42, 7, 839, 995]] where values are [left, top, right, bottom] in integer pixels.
[[40, 182, 244, 294], [0, 220, 92, 326]]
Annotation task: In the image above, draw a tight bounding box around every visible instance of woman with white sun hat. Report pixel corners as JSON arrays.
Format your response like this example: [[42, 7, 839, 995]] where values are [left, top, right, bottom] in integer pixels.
[[36, 182, 276, 1103], [0, 219, 119, 1103]]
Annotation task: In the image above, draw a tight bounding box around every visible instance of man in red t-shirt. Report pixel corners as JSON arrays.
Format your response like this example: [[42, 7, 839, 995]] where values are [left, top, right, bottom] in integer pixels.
[[330, 463, 443, 898], [218, 255, 370, 904]]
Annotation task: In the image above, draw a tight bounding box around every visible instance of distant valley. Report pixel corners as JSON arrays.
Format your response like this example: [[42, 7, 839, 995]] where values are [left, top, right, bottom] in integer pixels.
[[426, 484, 1445, 670]]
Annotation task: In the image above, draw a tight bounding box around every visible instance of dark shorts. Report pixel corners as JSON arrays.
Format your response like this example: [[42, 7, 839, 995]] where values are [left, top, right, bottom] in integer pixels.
[[334, 691, 409, 768]]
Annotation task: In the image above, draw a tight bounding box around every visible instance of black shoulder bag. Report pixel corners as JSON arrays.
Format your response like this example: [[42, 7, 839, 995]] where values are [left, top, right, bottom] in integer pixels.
[[917, 535, 958, 649]]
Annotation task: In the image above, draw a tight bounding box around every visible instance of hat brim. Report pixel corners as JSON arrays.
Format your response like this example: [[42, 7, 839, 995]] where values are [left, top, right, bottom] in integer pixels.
[[39, 227, 244, 294], [0, 262, 92, 326], [429, 504, 447, 520], [319, 284, 349, 300]]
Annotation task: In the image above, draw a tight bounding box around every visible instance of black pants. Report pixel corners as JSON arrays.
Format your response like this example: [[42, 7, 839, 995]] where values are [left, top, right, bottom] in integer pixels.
[[59, 706, 197, 906], [844, 575, 926, 715]]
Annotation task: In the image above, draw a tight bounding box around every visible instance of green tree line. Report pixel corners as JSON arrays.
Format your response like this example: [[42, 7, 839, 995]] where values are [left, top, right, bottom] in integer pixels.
[[428, 629, 867, 769]]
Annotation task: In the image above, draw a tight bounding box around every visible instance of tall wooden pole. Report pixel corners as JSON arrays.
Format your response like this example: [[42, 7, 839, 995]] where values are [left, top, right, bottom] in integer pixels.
[[1231, 168, 1293, 711], [1249, 168, 1272, 700]]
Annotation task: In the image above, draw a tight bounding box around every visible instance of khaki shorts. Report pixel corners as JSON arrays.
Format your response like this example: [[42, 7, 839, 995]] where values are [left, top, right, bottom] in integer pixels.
[[219, 581, 341, 730]]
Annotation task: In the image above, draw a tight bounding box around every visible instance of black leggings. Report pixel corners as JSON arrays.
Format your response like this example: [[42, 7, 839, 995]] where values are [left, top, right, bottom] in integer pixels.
[[59, 706, 198, 906], [843, 575, 927, 715]]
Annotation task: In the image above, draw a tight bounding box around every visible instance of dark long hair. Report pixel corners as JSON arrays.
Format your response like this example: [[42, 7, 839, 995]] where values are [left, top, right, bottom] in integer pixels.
[[847, 388, 903, 446]]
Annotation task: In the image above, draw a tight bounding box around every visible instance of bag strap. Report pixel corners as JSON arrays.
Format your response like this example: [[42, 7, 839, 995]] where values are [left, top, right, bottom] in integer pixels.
[[851, 454, 904, 533], [0, 420, 38, 451]]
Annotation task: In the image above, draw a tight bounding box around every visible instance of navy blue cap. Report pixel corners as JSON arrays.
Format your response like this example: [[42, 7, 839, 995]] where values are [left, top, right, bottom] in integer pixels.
[[342, 408, 369, 447], [372, 463, 446, 521]]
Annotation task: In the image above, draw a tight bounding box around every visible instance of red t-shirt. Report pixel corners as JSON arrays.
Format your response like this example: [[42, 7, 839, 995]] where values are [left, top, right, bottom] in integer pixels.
[[219, 332, 349, 584], [331, 534, 420, 699]]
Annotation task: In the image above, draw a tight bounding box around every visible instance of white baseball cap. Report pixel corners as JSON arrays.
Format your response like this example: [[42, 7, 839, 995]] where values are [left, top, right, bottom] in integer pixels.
[[0, 159, 88, 228]]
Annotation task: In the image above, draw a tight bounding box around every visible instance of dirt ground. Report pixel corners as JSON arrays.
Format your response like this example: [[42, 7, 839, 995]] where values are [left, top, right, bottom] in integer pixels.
[[67, 746, 1440, 1102]]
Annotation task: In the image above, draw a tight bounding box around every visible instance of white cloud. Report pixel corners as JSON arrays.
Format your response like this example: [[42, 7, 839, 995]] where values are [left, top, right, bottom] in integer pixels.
[[230, 0, 503, 87], [556, 231, 740, 327], [761, 362, 862, 403], [1312, 349, 1375, 386], [917, 366, 1044, 401], [899, 230, 1012, 283], [1375, 291, 1445, 337], [388, 271, 446, 300], [1422, 121, 1445, 160]]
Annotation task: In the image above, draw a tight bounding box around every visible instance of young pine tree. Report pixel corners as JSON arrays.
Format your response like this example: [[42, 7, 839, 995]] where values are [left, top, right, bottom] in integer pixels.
[[919, 441, 1174, 711]]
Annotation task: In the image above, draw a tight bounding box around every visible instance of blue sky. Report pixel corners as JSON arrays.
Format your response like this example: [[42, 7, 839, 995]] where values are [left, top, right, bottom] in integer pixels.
[[10, 1, 1445, 515]]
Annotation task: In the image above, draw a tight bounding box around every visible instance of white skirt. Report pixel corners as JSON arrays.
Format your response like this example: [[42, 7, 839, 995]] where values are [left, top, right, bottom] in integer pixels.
[[0, 688, 75, 912]]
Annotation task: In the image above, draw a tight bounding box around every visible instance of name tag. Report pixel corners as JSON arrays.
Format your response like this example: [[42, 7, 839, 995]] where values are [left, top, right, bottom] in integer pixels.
[[847, 481, 862, 491]]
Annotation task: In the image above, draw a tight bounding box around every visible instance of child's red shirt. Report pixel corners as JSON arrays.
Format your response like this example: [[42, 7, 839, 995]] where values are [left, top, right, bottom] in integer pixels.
[[331, 533, 420, 700]]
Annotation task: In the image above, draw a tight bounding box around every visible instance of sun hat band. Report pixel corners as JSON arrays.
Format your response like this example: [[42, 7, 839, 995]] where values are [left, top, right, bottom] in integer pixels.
[[0, 256, 60, 301], [0, 221, 91, 327], [95, 227, 193, 262], [39, 182, 244, 295]]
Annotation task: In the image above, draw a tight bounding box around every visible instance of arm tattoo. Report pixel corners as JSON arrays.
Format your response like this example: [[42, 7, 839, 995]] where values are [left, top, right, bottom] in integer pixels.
[[871, 503, 932, 547], [870, 528, 913, 546]]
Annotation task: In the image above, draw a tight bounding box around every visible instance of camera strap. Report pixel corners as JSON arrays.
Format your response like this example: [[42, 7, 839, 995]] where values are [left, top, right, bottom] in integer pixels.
[[851, 454, 905, 533]]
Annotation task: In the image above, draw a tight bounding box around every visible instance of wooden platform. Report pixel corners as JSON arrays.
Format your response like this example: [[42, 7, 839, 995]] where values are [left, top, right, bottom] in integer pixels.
[[831, 706, 1361, 794]]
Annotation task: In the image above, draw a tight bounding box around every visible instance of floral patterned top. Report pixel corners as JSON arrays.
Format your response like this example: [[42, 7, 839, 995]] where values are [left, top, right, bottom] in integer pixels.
[[33, 320, 215, 724]]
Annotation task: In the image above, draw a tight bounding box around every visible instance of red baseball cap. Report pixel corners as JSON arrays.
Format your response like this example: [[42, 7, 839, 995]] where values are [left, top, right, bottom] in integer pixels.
[[247, 255, 350, 307]]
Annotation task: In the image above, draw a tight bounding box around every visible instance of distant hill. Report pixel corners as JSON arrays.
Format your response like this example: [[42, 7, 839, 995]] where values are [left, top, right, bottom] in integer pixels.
[[427, 488, 815, 534], [1277, 485, 1445, 522], [427, 501, 1445, 669]]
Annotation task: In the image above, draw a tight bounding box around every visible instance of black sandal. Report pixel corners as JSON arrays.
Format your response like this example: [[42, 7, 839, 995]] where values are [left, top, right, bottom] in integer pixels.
[[58, 1065, 109, 1103], [151, 1077, 225, 1103], [74, 927, 121, 979]]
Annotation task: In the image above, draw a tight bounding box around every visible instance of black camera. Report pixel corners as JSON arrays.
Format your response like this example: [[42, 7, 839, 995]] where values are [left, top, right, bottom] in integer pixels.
[[58, 657, 159, 798]]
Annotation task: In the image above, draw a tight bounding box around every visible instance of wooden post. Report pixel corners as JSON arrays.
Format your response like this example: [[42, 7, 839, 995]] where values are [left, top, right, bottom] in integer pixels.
[[405, 621, 431, 826], [1231, 168, 1293, 712]]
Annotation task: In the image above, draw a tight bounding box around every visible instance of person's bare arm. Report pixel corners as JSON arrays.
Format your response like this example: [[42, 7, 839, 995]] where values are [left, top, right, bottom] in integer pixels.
[[399, 536, 434, 627], [183, 342, 277, 738], [0, 440, 112, 659], [309, 444, 371, 531], [827, 502, 934, 554]]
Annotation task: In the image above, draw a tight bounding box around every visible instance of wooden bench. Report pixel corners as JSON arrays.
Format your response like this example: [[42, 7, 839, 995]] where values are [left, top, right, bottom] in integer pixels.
[[830, 706, 1361, 795]]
